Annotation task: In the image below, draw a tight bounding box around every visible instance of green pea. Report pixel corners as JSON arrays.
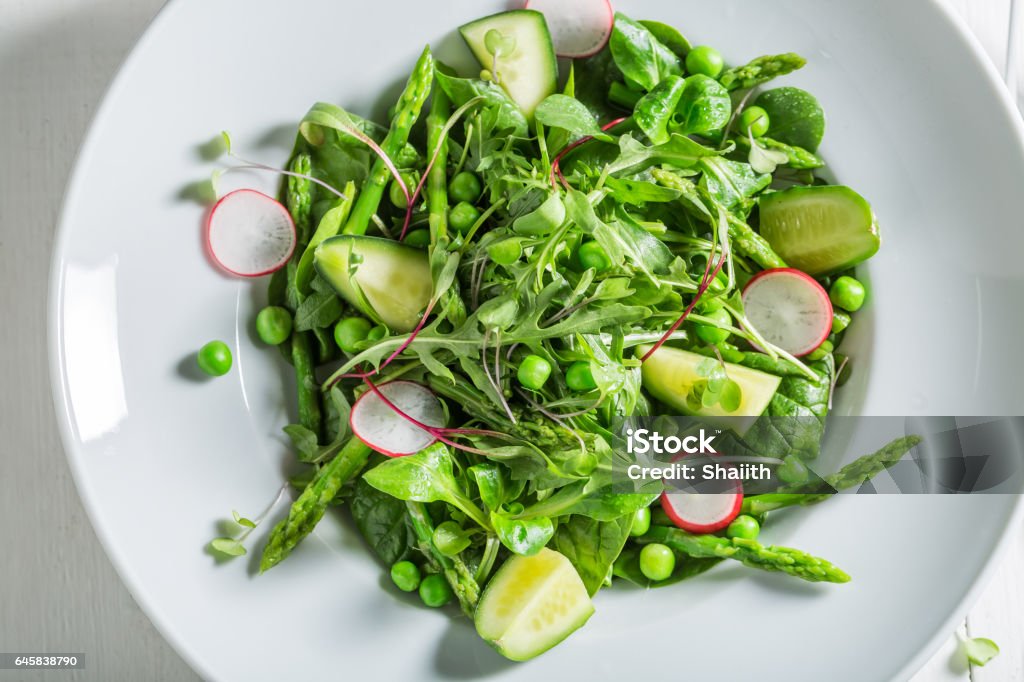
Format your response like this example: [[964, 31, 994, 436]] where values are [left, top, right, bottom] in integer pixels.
[[639, 543, 676, 581], [487, 238, 523, 265], [517, 354, 552, 390], [197, 340, 232, 377], [449, 172, 483, 203], [577, 240, 611, 272], [418, 573, 453, 608], [449, 201, 481, 234], [777, 454, 809, 485], [334, 317, 372, 353], [629, 507, 652, 537], [390, 561, 421, 592], [806, 338, 834, 361], [738, 106, 770, 138], [403, 229, 431, 248], [695, 307, 732, 345], [726, 515, 760, 540], [832, 310, 852, 334], [685, 45, 724, 78], [388, 172, 417, 209], [366, 325, 388, 343], [829, 276, 866, 312], [565, 361, 597, 392], [255, 306, 292, 346]]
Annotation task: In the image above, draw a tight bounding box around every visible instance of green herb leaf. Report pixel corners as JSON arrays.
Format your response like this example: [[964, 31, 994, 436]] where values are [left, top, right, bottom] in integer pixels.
[[608, 13, 682, 91], [210, 538, 246, 557], [490, 512, 554, 556], [964, 637, 999, 667], [294, 290, 344, 332]]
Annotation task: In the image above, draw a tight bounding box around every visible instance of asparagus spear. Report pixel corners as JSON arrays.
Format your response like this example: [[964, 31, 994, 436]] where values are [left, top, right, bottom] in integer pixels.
[[719, 53, 807, 92], [744, 436, 923, 515], [734, 135, 825, 169], [426, 83, 451, 244], [652, 168, 787, 269], [260, 438, 372, 572], [638, 525, 850, 583], [282, 155, 323, 437], [344, 46, 434, 236], [406, 501, 480, 616]]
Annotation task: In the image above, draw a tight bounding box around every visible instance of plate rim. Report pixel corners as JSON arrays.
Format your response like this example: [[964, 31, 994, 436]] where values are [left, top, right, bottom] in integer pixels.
[[46, 0, 1024, 680]]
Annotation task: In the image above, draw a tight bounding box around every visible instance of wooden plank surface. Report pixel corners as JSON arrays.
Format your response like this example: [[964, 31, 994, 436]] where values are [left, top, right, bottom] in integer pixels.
[[0, 1, 1019, 681]]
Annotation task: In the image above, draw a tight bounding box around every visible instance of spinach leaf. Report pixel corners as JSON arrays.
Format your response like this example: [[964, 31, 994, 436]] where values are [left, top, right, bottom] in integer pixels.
[[613, 545, 721, 587], [608, 13, 682, 92], [638, 20, 691, 60], [670, 75, 731, 136], [698, 157, 771, 211], [349, 476, 412, 565], [744, 355, 833, 459], [535, 94, 611, 143], [552, 514, 634, 595], [572, 46, 624, 122], [435, 69, 528, 138], [754, 87, 826, 152], [634, 76, 686, 145], [490, 512, 554, 556]]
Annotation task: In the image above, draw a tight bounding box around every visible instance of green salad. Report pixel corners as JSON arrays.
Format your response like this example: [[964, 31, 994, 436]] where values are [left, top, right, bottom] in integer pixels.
[[205, 5, 916, 661]]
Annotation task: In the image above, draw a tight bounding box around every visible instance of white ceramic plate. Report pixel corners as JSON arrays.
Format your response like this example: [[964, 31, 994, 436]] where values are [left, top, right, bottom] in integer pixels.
[[50, 1, 1024, 680]]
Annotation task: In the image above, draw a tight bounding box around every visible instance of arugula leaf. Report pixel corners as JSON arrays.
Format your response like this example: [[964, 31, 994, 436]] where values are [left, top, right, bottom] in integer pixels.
[[698, 157, 771, 211], [552, 514, 633, 595], [609, 13, 682, 91], [604, 133, 724, 177]]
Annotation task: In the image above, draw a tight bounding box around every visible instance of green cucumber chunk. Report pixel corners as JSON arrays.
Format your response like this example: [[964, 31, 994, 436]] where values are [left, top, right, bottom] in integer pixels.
[[638, 345, 780, 434], [313, 235, 431, 333], [460, 10, 558, 119], [758, 185, 880, 276], [475, 548, 594, 661]]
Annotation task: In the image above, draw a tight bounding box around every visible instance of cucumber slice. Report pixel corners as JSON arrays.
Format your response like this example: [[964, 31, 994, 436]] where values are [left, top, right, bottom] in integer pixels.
[[758, 186, 880, 276], [638, 345, 781, 433], [475, 547, 594, 661], [460, 10, 558, 119], [314, 235, 431, 333]]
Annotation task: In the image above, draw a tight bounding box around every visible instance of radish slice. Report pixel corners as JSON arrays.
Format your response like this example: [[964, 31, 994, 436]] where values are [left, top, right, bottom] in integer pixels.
[[525, 0, 613, 58], [206, 189, 296, 277], [741, 268, 833, 357], [350, 381, 445, 457], [661, 478, 743, 534]]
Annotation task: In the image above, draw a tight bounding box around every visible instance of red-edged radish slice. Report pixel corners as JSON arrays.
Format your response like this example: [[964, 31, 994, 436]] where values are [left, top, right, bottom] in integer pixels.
[[661, 479, 743, 534], [350, 381, 445, 457], [741, 268, 833, 357], [206, 189, 296, 277], [525, 0, 614, 58]]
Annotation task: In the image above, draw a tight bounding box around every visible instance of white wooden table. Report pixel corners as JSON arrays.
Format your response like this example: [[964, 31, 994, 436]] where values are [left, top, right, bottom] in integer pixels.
[[0, 1, 1020, 680]]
